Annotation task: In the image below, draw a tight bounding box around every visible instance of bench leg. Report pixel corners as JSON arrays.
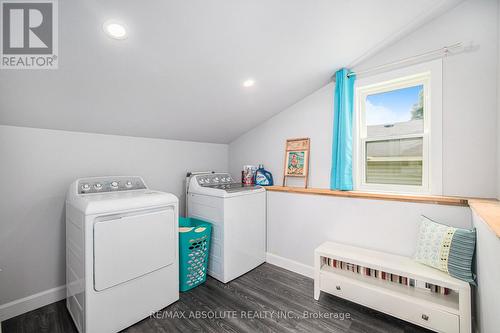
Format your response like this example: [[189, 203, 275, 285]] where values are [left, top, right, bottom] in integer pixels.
[[459, 285, 472, 333]]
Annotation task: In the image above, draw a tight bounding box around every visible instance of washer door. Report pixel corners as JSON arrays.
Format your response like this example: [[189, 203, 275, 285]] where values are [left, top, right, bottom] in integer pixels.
[[93, 208, 175, 291]]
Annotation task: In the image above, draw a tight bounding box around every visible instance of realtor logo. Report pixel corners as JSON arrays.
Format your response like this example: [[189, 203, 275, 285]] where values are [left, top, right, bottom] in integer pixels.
[[1, 0, 58, 69]]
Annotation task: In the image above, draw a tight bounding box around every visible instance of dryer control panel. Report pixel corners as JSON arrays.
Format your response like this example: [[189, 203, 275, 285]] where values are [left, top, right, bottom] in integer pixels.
[[77, 176, 147, 194]]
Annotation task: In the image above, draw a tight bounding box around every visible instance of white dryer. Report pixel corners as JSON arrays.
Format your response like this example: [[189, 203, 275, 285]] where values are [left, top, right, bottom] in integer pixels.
[[186, 172, 266, 283], [66, 176, 179, 333]]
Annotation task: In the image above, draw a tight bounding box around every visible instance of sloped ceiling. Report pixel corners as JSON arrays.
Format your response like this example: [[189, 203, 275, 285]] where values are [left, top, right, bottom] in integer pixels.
[[0, 0, 462, 143]]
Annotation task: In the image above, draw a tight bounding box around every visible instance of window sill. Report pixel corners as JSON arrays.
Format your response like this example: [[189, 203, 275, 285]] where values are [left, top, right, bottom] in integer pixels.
[[264, 186, 469, 207], [468, 200, 500, 238]]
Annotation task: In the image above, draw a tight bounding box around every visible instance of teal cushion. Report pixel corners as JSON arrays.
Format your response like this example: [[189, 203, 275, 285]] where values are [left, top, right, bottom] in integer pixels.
[[414, 216, 476, 284]]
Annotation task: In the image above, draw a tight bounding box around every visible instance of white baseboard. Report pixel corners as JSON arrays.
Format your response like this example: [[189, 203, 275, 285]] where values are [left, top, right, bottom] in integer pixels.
[[266, 252, 314, 278], [0, 256, 309, 324], [0, 285, 66, 322]]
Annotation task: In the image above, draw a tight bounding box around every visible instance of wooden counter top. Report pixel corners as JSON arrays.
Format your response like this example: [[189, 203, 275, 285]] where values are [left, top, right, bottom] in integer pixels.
[[468, 200, 500, 238], [264, 186, 469, 206]]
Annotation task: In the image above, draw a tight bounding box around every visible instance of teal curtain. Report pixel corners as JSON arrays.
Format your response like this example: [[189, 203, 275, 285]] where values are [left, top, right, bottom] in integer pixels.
[[330, 68, 356, 190]]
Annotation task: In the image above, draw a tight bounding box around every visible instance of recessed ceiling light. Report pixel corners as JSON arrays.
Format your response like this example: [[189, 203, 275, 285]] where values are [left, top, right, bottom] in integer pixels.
[[243, 79, 255, 87], [103, 20, 127, 40]]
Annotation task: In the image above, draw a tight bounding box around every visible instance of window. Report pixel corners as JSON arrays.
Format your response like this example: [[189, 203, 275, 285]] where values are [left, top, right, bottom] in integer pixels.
[[354, 61, 442, 194]]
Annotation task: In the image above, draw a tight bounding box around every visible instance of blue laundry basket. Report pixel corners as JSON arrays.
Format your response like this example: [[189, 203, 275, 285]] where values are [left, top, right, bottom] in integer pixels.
[[179, 217, 212, 292]]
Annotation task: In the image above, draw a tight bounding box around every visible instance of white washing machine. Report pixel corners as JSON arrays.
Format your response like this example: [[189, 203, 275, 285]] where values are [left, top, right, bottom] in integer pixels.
[[186, 172, 266, 283], [66, 176, 179, 333]]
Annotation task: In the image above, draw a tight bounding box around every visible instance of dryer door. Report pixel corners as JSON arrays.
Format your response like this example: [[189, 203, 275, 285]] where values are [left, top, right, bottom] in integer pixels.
[[93, 207, 175, 291]]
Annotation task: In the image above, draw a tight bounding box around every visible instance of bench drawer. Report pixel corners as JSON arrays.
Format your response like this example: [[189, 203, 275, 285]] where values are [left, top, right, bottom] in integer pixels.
[[320, 271, 459, 333]]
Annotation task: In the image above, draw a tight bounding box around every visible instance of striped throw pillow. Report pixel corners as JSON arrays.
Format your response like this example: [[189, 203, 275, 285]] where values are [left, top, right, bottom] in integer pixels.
[[414, 216, 476, 284]]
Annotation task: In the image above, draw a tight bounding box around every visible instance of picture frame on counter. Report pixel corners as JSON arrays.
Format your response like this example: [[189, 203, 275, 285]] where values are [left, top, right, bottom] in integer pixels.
[[282, 137, 310, 188]]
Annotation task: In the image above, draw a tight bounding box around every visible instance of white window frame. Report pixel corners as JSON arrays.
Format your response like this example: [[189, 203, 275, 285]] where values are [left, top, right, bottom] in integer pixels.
[[353, 60, 443, 195]]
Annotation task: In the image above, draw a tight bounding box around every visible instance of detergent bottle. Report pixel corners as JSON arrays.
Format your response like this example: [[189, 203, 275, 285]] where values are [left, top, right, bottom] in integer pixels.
[[254, 164, 273, 186]]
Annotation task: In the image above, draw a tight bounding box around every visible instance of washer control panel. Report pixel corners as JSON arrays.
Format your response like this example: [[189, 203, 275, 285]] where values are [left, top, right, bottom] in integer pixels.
[[78, 176, 146, 194], [196, 173, 233, 186]]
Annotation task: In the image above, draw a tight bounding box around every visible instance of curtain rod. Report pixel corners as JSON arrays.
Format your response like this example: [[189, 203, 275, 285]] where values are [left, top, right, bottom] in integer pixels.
[[340, 42, 462, 79]]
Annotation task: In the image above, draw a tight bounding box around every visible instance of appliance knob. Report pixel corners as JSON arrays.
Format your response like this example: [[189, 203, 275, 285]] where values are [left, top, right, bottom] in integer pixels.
[[94, 183, 103, 190], [125, 181, 132, 187], [111, 181, 119, 188], [82, 184, 90, 191]]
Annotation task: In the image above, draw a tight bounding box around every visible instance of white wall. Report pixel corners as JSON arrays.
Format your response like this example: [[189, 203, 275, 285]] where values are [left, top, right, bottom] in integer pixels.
[[0, 125, 228, 307], [472, 211, 500, 333], [230, 83, 334, 188], [267, 192, 471, 267], [229, 0, 498, 199], [357, 0, 498, 198], [498, 0, 500, 200]]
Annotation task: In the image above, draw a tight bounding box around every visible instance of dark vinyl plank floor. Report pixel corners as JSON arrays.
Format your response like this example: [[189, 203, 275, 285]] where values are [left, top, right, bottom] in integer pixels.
[[2, 263, 432, 333]]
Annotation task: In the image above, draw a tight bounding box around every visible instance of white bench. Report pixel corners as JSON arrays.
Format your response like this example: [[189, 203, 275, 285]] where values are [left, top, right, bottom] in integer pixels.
[[314, 242, 471, 333]]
